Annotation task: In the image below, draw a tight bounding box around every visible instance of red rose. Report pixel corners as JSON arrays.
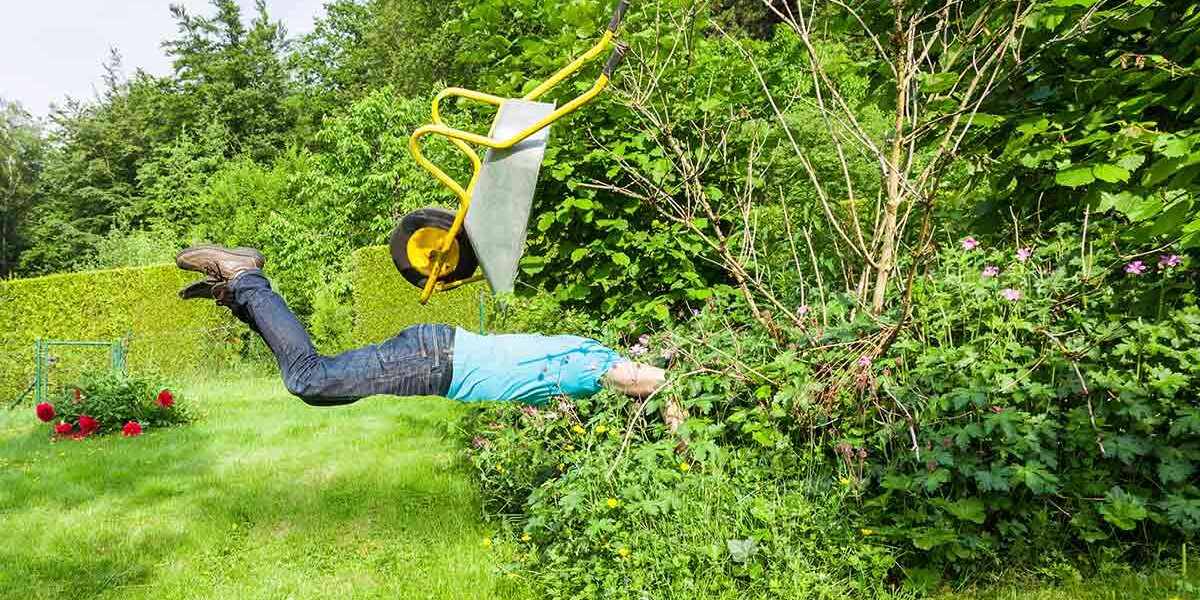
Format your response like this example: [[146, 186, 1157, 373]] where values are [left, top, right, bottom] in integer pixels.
[[78, 414, 99, 435], [74, 388, 82, 400], [55, 423, 73, 435], [122, 421, 143, 437], [157, 390, 175, 407], [35, 403, 55, 422]]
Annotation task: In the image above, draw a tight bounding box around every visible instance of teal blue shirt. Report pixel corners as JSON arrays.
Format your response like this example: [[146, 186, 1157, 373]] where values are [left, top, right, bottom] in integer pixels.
[[447, 328, 623, 405]]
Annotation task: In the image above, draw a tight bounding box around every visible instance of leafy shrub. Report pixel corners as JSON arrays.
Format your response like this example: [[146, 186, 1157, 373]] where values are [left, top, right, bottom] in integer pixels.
[[462, 392, 897, 599], [461, 226, 1200, 592], [0, 264, 239, 400], [349, 245, 488, 344], [36, 369, 191, 437], [848, 226, 1199, 573]]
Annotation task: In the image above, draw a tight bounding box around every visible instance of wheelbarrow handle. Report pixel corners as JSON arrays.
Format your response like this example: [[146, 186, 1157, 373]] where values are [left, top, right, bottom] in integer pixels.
[[607, 0, 628, 33], [602, 41, 629, 77]]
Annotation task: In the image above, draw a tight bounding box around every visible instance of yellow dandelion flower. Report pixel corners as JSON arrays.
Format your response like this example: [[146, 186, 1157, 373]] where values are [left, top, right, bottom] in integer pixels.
[[861, 528, 873, 536], [679, 462, 691, 472], [558, 462, 566, 471], [521, 534, 531, 542], [572, 425, 586, 434], [617, 547, 630, 558], [482, 537, 493, 547], [607, 497, 620, 509], [595, 425, 608, 434], [564, 444, 575, 451], [839, 477, 851, 486]]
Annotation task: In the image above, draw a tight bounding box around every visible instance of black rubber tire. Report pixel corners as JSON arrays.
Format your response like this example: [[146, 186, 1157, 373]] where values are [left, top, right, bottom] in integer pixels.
[[389, 207, 479, 290]]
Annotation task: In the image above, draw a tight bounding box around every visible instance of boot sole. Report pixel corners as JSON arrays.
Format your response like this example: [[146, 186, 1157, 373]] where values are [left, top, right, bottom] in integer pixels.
[[175, 244, 266, 270], [178, 278, 219, 300]]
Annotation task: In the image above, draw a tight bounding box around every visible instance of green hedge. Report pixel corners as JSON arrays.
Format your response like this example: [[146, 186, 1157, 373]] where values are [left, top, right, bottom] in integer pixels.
[[0, 264, 239, 401], [350, 245, 488, 345]]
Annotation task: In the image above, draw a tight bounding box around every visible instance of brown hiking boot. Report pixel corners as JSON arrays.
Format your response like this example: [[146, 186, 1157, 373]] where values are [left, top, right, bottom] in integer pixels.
[[177, 277, 236, 307], [175, 244, 265, 284], [178, 278, 219, 300]]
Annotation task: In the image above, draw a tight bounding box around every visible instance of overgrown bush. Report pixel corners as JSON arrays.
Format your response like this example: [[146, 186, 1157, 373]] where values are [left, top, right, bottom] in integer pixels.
[[460, 227, 1200, 594], [852, 227, 1199, 578], [35, 369, 191, 438], [462, 392, 897, 599]]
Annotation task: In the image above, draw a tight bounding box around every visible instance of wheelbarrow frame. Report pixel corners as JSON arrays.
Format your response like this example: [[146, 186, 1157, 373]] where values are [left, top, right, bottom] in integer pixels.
[[406, 1, 629, 304]]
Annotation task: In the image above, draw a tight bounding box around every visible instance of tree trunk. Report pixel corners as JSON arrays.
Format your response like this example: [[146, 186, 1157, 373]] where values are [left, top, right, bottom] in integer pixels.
[[872, 2, 909, 315]]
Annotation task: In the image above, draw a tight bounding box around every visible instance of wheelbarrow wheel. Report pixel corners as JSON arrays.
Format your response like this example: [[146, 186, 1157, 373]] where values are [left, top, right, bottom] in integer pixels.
[[390, 207, 479, 290]]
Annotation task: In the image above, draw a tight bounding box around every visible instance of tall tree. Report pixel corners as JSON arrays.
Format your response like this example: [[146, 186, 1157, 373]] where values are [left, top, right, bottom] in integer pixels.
[[0, 99, 44, 278], [165, 0, 295, 161], [291, 0, 465, 120]]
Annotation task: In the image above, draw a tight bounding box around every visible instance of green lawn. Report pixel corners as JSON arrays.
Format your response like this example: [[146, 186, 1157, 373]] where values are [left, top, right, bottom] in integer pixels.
[[0, 375, 519, 600], [1, 376, 1194, 600]]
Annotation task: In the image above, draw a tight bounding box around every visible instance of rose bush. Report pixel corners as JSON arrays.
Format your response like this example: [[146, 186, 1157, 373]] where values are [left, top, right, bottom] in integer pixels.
[[36, 370, 191, 438]]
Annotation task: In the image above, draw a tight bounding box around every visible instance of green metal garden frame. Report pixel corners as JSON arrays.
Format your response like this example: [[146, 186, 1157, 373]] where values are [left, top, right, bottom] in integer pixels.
[[19, 335, 131, 407]]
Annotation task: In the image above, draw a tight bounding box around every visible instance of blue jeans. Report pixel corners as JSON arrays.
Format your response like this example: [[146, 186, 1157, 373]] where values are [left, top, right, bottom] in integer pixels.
[[229, 270, 453, 405]]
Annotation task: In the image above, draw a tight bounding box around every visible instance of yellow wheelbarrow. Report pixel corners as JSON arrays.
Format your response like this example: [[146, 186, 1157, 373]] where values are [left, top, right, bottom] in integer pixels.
[[390, 1, 630, 304]]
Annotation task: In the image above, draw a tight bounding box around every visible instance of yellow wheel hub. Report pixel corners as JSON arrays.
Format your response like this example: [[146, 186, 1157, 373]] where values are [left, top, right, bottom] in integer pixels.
[[406, 227, 460, 278]]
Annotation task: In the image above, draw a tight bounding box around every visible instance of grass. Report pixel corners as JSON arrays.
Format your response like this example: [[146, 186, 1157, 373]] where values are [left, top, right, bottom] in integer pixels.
[[1, 374, 1195, 600], [0, 375, 521, 600]]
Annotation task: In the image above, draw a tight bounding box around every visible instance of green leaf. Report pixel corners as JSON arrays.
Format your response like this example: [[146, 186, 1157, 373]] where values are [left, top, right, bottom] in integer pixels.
[[945, 498, 987, 524], [1092, 163, 1130, 183], [1055, 166, 1095, 187], [1157, 455, 1195, 485], [1098, 487, 1148, 531], [570, 248, 588, 263], [1116, 153, 1146, 172], [519, 256, 546, 275], [611, 252, 630, 266], [1013, 461, 1060, 494], [922, 468, 951, 492], [1155, 133, 1195, 158], [919, 72, 958, 94], [910, 528, 955, 551]]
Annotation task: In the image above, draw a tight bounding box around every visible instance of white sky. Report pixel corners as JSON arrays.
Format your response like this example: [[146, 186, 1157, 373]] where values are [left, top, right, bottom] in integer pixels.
[[0, 0, 329, 118]]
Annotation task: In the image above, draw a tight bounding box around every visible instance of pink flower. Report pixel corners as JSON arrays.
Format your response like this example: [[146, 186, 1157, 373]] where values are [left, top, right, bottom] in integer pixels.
[[638, 334, 651, 346], [1016, 247, 1033, 262], [470, 436, 491, 449], [630, 343, 648, 356], [961, 237, 980, 251], [690, 309, 700, 316], [157, 390, 175, 407], [1001, 288, 1022, 302], [54, 423, 73, 435], [78, 415, 99, 435], [857, 356, 872, 368], [982, 265, 1000, 278], [796, 304, 811, 316], [122, 421, 143, 437], [520, 405, 540, 416], [1124, 260, 1146, 275], [35, 403, 55, 422], [660, 348, 674, 360], [1159, 254, 1181, 269]]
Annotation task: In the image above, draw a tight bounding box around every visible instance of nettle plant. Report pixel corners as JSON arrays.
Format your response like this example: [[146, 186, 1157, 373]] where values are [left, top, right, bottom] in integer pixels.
[[34, 370, 191, 439], [846, 225, 1199, 567]]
